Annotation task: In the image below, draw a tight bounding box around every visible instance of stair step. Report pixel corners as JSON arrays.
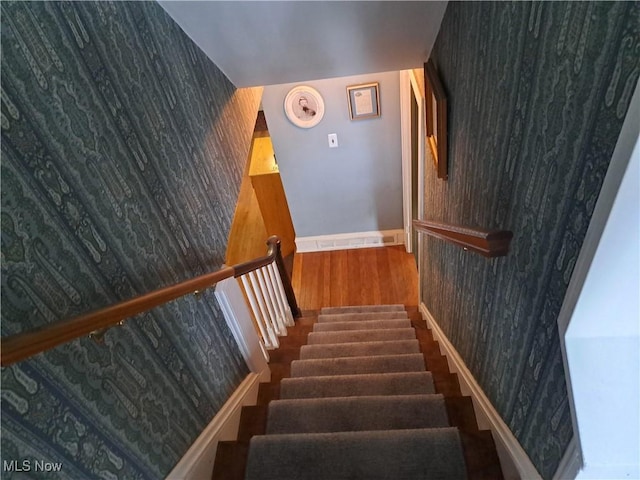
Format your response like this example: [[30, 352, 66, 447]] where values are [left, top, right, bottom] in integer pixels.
[[257, 382, 279, 404], [317, 311, 408, 323], [280, 371, 436, 399], [290, 353, 426, 377], [266, 394, 448, 434], [212, 441, 248, 480], [434, 372, 463, 396], [236, 395, 480, 440], [460, 430, 504, 479], [307, 327, 416, 345], [313, 318, 411, 332], [214, 430, 502, 480], [244, 427, 467, 480], [299, 339, 420, 359], [237, 405, 268, 441], [424, 353, 452, 372], [320, 304, 406, 314], [445, 396, 479, 431], [212, 307, 502, 480]]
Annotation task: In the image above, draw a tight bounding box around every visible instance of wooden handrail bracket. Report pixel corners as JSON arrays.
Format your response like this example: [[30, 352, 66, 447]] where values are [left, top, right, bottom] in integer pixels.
[[413, 219, 513, 258], [1, 236, 299, 367]]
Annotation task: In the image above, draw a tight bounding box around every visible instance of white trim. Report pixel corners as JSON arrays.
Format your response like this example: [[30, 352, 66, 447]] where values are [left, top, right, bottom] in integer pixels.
[[166, 373, 262, 480], [409, 68, 426, 228], [399, 69, 426, 256], [409, 68, 426, 306], [559, 82, 640, 479], [215, 276, 271, 379], [553, 437, 581, 480], [295, 229, 404, 253], [420, 303, 542, 480], [400, 70, 413, 252]]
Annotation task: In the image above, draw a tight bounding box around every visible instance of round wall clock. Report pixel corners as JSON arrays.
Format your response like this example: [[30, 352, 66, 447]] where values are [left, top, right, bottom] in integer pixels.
[[284, 85, 325, 128]]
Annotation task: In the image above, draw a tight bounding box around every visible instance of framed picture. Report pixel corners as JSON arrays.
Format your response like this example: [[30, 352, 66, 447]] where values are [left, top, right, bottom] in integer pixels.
[[347, 82, 380, 120], [425, 60, 448, 180], [284, 85, 325, 128]]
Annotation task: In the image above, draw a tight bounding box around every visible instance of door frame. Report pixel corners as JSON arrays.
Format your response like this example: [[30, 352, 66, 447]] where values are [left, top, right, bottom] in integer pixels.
[[400, 69, 425, 255]]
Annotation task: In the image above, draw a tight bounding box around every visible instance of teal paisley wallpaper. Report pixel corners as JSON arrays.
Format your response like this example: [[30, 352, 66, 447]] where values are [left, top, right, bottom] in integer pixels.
[[1, 1, 261, 478], [421, 2, 639, 478]]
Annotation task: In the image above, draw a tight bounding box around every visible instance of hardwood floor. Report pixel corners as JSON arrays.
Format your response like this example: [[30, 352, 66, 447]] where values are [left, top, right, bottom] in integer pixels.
[[226, 116, 419, 309], [291, 246, 419, 310]]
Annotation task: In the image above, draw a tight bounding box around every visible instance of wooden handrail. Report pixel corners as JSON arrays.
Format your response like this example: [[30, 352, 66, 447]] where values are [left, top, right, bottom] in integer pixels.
[[413, 219, 513, 257], [1, 236, 299, 367]]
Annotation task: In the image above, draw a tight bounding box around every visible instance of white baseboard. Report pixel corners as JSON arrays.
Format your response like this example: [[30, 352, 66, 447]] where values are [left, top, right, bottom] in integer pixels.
[[295, 229, 404, 253], [166, 372, 263, 480], [420, 303, 542, 480]]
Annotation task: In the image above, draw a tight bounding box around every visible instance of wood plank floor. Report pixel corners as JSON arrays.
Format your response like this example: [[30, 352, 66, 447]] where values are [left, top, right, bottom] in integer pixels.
[[291, 246, 419, 310]]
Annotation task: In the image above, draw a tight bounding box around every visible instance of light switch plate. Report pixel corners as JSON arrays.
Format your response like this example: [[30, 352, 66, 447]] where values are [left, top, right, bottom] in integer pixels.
[[328, 133, 338, 148]]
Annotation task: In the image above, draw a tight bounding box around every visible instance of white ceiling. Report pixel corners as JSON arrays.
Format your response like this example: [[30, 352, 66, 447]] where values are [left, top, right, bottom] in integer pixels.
[[159, 1, 447, 87]]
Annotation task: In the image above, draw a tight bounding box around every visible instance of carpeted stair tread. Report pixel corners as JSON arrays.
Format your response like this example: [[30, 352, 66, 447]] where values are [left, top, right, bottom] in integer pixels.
[[266, 394, 449, 434], [279, 371, 436, 398], [299, 339, 420, 359], [320, 304, 406, 314], [317, 311, 408, 323], [313, 318, 411, 332], [307, 328, 416, 345], [244, 427, 467, 480], [214, 303, 503, 480], [290, 353, 426, 377]]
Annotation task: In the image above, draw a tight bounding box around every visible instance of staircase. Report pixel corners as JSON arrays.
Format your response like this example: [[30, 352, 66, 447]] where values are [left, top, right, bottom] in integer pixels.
[[213, 305, 504, 479]]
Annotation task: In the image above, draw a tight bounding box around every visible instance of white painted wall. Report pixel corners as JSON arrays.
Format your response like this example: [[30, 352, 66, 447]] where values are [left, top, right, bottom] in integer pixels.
[[559, 84, 639, 479], [262, 71, 403, 237], [158, 1, 447, 87]]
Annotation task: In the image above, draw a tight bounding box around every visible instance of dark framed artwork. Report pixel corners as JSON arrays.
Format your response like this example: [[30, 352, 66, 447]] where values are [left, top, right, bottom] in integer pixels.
[[347, 82, 380, 120], [425, 59, 448, 180]]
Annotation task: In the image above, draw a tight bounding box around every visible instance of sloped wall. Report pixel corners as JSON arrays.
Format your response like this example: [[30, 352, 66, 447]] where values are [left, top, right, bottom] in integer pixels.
[[420, 2, 639, 478], [1, 2, 261, 478]]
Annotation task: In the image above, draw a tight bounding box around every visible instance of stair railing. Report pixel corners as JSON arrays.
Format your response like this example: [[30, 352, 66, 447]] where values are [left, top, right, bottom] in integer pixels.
[[238, 257, 296, 350], [413, 219, 513, 257], [1, 236, 300, 367]]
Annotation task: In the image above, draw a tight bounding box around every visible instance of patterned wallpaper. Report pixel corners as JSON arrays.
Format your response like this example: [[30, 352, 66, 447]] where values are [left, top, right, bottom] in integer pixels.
[[421, 2, 639, 478], [1, 2, 261, 478]]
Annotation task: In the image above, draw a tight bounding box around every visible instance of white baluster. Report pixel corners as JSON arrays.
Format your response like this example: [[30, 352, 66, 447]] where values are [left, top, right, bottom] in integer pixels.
[[249, 270, 281, 347], [239, 275, 272, 349], [268, 263, 291, 327], [265, 264, 287, 330], [244, 272, 279, 349], [256, 267, 286, 336], [269, 263, 295, 326], [263, 265, 288, 336]]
